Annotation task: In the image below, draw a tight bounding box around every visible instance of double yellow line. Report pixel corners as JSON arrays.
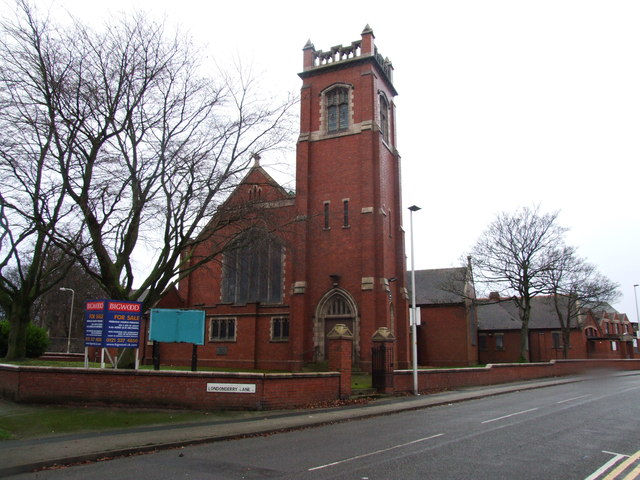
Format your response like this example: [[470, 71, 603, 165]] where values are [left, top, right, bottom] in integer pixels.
[[603, 451, 640, 480]]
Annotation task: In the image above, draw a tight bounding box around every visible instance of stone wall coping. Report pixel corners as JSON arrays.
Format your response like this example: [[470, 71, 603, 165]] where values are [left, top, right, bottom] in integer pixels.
[[394, 358, 640, 375], [0, 364, 339, 379], [394, 367, 489, 374]]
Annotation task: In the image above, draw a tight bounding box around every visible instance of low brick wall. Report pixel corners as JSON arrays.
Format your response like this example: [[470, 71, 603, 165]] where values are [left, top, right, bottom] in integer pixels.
[[394, 359, 640, 393], [3, 359, 639, 411], [0, 365, 340, 410]]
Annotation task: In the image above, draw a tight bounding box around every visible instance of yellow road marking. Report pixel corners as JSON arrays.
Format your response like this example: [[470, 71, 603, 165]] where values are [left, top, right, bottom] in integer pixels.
[[603, 451, 640, 480], [621, 463, 640, 480]]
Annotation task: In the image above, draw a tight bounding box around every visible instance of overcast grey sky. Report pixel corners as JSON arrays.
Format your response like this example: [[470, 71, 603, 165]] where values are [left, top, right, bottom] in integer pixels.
[[7, 0, 639, 319]]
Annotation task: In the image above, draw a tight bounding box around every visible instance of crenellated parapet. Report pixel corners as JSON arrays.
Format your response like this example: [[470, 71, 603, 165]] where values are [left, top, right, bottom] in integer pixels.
[[301, 25, 394, 88], [312, 40, 362, 66]]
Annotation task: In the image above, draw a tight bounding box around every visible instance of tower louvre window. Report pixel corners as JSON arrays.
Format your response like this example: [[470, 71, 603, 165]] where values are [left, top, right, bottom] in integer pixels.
[[379, 93, 389, 143], [343, 199, 349, 227], [324, 201, 330, 229], [327, 87, 349, 133]]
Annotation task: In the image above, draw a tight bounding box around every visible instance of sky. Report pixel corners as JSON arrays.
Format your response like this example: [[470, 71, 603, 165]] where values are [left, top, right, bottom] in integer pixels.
[[5, 0, 639, 319]]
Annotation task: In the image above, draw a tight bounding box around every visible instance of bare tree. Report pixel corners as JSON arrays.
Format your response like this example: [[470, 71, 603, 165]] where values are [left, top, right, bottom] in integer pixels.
[[544, 246, 619, 359], [34, 247, 106, 351], [0, 2, 76, 359], [0, 1, 295, 359], [470, 206, 566, 362], [51, 12, 294, 308]]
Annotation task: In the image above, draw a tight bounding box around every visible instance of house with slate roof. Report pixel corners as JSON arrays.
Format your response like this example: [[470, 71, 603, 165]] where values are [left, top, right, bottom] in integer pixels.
[[407, 267, 635, 366], [408, 266, 478, 366], [583, 307, 636, 359], [476, 296, 636, 364]]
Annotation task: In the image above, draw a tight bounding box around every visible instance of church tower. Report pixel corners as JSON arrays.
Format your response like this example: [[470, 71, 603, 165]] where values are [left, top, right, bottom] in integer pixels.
[[291, 26, 409, 370]]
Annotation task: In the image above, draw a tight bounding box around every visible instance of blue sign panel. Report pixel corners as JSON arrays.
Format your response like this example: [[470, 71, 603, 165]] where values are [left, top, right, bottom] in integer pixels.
[[84, 300, 106, 347], [104, 301, 142, 348], [84, 300, 142, 348], [150, 309, 205, 345]]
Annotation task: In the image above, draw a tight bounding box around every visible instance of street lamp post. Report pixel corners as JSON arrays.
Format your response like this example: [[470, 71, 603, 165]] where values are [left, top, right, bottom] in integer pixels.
[[634, 284, 639, 340], [59, 287, 75, 354], [408, 205, 421, 395]]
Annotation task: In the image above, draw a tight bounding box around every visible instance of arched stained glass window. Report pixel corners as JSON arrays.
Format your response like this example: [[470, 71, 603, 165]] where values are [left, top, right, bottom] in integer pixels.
[[221, 230, 283, 304]]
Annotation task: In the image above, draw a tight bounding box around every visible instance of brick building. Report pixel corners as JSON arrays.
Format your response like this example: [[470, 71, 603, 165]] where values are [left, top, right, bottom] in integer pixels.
[[410, 267, 478, 367], [150, 27, 410, 372], [406, 267, 634, 366], [477, 296, 635, 363]]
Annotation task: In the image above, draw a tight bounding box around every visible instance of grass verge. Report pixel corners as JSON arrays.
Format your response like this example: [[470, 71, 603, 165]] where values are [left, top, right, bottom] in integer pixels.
[[0, 359, 375, 440], [0, 400, 234, 441]]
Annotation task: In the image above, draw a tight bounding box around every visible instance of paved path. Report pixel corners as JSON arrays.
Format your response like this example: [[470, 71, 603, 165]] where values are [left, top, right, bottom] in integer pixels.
[[0, 374, 623, 476]]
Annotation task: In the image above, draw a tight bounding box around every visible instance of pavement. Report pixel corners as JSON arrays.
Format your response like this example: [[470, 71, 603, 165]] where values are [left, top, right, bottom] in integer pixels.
[[0, 374, 619, 476]]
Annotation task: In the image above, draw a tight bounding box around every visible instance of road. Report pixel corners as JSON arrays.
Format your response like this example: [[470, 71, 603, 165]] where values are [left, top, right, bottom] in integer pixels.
[[8, 374, 640, 479]]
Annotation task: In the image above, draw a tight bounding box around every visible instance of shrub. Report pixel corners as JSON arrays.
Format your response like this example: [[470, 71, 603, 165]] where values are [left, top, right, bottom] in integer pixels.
[[26, 323, 50, 357], [0, 320, 50, 358]]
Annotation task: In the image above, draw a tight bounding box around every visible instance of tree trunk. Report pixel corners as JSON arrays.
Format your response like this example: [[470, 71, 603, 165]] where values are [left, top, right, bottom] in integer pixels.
[[519, 300, 531, 362], [551, 294, 571, 360], [562, 330, 571, 359], [519, 323, 530, 362], [5, 304, 30, 360]]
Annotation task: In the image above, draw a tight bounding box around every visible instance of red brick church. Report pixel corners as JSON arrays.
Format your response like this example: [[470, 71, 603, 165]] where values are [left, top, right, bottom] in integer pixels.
[[150, 27, 411, 371]]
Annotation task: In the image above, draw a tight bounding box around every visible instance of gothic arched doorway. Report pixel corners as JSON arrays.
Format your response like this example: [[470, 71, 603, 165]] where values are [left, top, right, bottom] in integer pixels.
[[315, 289, 359, 361]]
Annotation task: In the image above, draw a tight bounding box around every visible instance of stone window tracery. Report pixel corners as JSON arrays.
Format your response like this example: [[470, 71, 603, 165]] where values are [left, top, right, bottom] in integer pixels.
[[221, 229, 283, 304], [327, 87, 349, 133], [210, 318, 236, 342], [271, 316, 289, 341], [321, 84, 353, 135]]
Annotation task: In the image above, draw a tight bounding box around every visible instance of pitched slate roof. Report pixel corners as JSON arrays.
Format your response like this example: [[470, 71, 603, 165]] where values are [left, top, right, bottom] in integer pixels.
[[407, 267, 469, 305], [477, 296, 621, 331], [476, 301, 520, 329], [585, 302, 618, 315]]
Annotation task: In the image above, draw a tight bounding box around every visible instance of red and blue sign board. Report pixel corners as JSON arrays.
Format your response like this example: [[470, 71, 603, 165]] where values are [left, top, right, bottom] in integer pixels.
[[84, 300, 142, 348]]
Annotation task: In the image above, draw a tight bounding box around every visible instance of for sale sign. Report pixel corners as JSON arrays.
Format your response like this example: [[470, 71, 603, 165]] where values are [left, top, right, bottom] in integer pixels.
[[84, 301, 106, 347], [84, 300, 142, 348], [104, 301, 142, 348]]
